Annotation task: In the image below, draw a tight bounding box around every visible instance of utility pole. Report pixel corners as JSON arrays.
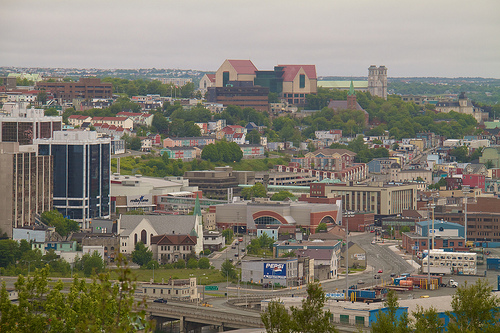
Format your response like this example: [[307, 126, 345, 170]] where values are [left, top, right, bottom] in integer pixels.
[[344, 211, 354, 300], [463, 186, 470, 246]]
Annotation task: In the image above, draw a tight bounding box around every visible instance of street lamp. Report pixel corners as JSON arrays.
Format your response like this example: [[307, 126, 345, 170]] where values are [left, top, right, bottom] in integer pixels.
[[343, 210, 354, 300]]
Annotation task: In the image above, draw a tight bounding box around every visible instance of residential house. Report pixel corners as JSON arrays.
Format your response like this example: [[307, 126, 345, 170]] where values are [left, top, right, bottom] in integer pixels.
[[91, 116, 133, 130], [295, 248, 338, 280], [239, 144, 264, 158], [291, 148, 356, 171], [340, 241, 367, 269], [163, 136, 215, 148], [68, 115, 92, 127], [116, 112, 154, 127], [140, 137, 152, 152], [118, 212, 203, 256], [160, 146, 197, 160], [233, 132, 246, 144], [151, 234, 197, 263], [203, 230, 225, 252]]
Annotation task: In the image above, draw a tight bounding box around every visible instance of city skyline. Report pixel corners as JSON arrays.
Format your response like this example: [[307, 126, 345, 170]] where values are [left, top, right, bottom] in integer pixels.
[[1, 0, 499, 78]]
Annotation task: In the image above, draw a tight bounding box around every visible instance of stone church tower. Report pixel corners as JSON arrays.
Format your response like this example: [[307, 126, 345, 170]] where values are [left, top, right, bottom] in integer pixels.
[[368, 65, 388, 100]]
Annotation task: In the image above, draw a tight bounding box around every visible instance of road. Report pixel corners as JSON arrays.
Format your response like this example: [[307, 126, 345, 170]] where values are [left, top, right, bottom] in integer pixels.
[[210, 234, 252, 270]]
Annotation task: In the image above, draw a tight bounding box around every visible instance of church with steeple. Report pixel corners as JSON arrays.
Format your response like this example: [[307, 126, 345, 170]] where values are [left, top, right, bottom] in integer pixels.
[[327, 80, 370, 127]]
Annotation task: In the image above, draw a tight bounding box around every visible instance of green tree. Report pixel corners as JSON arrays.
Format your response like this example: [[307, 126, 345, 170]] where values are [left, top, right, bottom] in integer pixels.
[[247, 130, 261, 144], [201, 143, 220, 162], [261, 299, 292, 333], [0, 239, 20, 268], [129, 137, 141, 151], [261, 283, 338, 333], [221, 259, 237, 280], [429, 177, 446, 190], [44, 108, 58, 116], [41, 210, 79, 238], [198, 257, 210, 269], [412, 305, 442, 333], [371, 290, 411, 333], [270, 191, 295, 201], [0, 257, 153, 332], [174, 259, 185, 269], [76, 251, 105, 277], [186, 258, 198, 269], [222, 229, 234, 245], [37, 91, 48, 105], [241, 182, 267, 200], [131, 242, 153, 267], [315, 223, 328, 233], [446, 279, 500, 333]]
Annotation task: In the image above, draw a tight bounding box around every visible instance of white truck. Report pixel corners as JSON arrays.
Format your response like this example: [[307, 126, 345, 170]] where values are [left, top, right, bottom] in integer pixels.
[[440, 279, 459, 288]]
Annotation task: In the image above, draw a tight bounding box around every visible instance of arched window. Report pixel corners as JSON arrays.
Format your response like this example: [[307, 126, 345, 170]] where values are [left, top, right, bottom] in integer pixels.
[[134, 233, 138, 245], [141, 229, 147, 245], [151, 233, 154, 244], [254, 216, 282, 225], [320, 216, 335, 224]]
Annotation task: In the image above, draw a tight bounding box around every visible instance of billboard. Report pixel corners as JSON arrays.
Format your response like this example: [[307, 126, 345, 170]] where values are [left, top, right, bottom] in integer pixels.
[[127, 194, 153, 207], [263, 262, 287, 279]]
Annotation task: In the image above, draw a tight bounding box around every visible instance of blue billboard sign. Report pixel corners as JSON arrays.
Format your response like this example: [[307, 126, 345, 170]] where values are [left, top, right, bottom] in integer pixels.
[[263, 262, 287, 279]]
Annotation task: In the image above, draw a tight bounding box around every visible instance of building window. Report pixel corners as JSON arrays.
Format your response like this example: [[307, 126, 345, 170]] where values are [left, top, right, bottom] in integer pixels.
[[223, 71, 230, 87], [299, 74, 305, 88]]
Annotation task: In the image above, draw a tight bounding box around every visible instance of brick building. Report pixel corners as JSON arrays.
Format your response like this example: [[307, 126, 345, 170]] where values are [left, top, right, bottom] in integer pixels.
[[36, 78, 112, 102]]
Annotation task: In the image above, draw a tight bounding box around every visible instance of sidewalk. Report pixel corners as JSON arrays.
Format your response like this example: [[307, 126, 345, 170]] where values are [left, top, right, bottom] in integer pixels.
[[388, 244, 420, 270]]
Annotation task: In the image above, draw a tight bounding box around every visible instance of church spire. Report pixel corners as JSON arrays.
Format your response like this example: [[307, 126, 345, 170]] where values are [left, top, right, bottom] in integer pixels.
[[193, 195, 202, 216], [348, 80, 355, 96]]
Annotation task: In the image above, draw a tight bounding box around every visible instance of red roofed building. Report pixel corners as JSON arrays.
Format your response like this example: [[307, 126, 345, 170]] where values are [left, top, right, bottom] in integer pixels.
[[91, 116, 133, 129], [150, 234, 197, 263], [279, 64, 317, 106], [199, 73, 216, 95], [68, 115, 92, 127], [116, 111, 153, 127], [215, 60, 258, 87]]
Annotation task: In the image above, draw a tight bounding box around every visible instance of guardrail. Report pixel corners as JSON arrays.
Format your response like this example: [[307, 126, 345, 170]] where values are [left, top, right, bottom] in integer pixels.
[[146, 304, 263, 329]]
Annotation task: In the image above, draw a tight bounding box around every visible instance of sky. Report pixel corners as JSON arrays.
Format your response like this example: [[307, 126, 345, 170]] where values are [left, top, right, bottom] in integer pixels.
[[1, 0, 499, 78]]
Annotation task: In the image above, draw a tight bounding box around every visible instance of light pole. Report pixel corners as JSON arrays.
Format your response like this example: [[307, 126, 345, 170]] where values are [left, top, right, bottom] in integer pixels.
[[343, 210, 354, 300], [426, 203, 435, 289]]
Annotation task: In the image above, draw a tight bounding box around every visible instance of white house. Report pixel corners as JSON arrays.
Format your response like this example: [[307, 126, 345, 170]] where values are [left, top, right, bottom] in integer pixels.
[[118, 211, 204, 256]]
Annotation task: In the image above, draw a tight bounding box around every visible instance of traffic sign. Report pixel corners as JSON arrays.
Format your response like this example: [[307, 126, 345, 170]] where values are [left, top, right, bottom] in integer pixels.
[[205, 285, 218, 291], [412, 246, 419, 250]]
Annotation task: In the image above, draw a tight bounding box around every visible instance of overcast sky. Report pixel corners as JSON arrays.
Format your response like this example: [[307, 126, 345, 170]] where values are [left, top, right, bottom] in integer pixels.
[[1, 0, 499, 78]]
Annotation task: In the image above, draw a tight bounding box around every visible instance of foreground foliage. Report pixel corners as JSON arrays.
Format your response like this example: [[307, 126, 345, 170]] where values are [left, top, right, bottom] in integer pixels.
[[261, 283, 338, 333], [0, 256, 153, 333]]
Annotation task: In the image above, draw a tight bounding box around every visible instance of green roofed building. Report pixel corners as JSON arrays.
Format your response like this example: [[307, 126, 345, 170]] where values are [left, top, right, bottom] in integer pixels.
[[318, 80, 368, 91]]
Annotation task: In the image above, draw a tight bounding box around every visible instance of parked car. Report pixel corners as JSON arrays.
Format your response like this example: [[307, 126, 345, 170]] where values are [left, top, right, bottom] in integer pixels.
[[231, 245, 236, 249], [357, 280, 365, 284], [390, 273, 396, 277], [378, 269, 383, 273], [374, 275, 380, 279], [241, 248, 245, 252], [234, 253, 239, 257], [153, 298, 167, 303]]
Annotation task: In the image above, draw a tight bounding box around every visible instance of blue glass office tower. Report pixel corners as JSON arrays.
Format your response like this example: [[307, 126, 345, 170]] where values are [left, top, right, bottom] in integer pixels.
[[35, 131, 110, 229]]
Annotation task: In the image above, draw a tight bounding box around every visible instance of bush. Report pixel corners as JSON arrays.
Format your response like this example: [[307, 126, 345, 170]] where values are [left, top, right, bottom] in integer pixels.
[[173, 259, 185, 269], [198, 257, 210, 269], [186, 258, 198, 269]]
